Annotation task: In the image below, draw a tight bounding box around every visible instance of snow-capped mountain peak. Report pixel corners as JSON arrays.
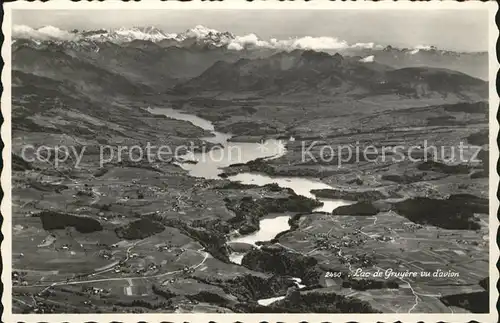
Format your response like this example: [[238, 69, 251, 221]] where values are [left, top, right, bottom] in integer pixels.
[[112, 26, 177, 42], [174, 25, 235, 47], [11, 24, 484, 59], [181, 25, 223, 39], [13, 25, 178, 44]]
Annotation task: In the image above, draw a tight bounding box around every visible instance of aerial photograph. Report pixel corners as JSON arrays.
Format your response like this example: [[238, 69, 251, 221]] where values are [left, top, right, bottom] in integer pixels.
[[9, 7, 491, 314]]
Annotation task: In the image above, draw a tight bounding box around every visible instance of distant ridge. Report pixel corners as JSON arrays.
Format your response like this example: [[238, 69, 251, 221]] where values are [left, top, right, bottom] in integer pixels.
[[175, 50, 487, 101]]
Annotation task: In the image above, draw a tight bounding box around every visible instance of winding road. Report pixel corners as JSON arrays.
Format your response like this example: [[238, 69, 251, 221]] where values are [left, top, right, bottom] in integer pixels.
[[14, 248, 209, 290]]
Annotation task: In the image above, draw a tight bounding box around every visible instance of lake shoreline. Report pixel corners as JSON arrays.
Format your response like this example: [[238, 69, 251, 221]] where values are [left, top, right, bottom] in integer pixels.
[[146, 106, 348, 267]]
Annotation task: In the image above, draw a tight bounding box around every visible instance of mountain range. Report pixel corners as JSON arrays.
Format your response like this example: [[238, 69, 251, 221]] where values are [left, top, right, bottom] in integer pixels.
[[11, 24, 488, 104], [175, 50, 487, 101], [13, 24, 488, 80]]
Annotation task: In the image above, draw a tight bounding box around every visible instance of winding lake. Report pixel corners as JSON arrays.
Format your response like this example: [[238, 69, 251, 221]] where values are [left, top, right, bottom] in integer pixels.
[[147, 107, 350, 264]]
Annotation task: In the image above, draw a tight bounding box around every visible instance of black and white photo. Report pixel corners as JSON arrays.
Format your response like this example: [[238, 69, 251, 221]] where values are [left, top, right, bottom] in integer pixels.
[[2, 1, 498, 321]]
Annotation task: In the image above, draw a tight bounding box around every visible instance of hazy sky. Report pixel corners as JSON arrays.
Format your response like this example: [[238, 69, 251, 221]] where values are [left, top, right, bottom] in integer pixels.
[[13, 9, 489, 51]]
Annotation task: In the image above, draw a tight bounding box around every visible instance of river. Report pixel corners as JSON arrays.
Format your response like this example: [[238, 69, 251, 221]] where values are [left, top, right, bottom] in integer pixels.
[[146, 107, 350, 264]]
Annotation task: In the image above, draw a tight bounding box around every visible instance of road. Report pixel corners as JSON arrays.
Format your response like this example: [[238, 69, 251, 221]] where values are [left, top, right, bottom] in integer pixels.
[[15, 248, 209, 289]]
